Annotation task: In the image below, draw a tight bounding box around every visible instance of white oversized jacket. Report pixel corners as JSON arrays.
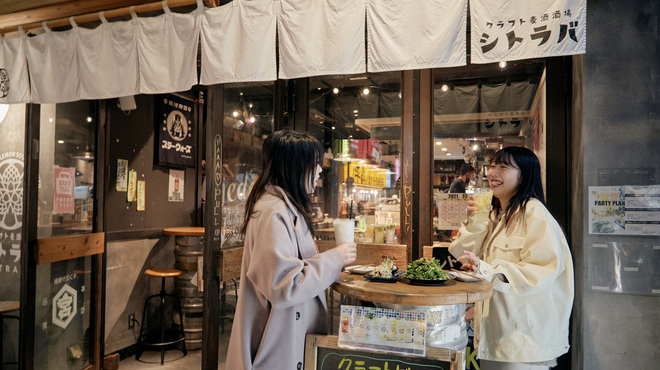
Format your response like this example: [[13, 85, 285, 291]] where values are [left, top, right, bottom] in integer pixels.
[[449, 198, 574, 363]]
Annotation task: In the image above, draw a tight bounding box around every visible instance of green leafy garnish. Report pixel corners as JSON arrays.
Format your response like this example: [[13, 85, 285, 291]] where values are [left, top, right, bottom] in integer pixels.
[[404, 257, 449, 280]]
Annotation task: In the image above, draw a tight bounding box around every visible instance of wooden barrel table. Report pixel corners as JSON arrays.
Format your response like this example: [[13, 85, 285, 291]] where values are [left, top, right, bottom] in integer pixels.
[[164, 227, 205, 350], [332, 271, 492, 369]]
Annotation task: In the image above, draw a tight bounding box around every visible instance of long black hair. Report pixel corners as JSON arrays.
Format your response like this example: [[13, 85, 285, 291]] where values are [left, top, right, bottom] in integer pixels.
[[490, 146, 546, 226], [241, 129, 324, 236]]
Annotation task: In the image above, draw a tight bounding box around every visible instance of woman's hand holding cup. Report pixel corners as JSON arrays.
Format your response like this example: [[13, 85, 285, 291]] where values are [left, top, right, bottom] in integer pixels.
[[335, 242, 357, 265]]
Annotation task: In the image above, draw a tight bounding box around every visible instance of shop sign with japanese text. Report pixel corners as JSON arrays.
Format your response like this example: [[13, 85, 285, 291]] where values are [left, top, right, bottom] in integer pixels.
[[471, 0, 586, 63], [156, 94, 195, 168]]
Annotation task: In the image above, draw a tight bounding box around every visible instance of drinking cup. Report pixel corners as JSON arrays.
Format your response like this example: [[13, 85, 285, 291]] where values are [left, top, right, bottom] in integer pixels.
[[333, 219, 355, 245], [473, 188, 493, 224]]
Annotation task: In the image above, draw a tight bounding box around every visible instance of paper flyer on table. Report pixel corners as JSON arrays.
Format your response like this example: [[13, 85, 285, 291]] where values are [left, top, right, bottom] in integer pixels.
[[338, 305, 426, 357]]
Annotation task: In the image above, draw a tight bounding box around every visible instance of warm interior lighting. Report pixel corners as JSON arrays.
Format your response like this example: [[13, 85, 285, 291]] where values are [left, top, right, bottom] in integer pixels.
[[232, 111, 240, 117], [499, 60, 507, 68], [362, 88, 370, 95], [441, 84, 449, 92], [441, 147, 448, 151], [333, 87, 339, 94], [57, 140, 64, 144], [436, 141, 442, 145], [86, 116, 92, 122]]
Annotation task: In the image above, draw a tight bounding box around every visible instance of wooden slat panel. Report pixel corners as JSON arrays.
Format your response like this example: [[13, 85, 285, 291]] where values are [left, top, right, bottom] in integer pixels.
[[218, 246, 243, 282], [316, 241, 409, 267], [0, 0, 196, 33], [36, 232, 104, 264], [0, 0, 70, 16]]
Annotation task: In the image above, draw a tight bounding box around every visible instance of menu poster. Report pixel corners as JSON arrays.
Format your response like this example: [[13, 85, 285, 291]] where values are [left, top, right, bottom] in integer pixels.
[[116, 159, 128, 191], [168, 169, 184, 202], [127, 170, 137, 202], [53, 167, 75, 214], [624, 185, 660, 235], [589, 185, 660, 235], [136, 180, 146, 211], [437, 193, 469, 230], [338, 305, 426, 357]]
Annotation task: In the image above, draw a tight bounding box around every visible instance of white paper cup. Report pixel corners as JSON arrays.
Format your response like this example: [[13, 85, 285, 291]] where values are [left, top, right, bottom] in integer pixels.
[[333, 219, 355, 245]]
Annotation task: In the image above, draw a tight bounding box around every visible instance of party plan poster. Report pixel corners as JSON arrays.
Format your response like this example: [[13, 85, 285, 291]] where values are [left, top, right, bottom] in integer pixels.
[[589, 185, 660, 235]]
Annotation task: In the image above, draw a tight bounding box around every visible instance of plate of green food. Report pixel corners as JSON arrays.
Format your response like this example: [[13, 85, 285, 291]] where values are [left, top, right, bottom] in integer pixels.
[[401, 257, 455, 286]]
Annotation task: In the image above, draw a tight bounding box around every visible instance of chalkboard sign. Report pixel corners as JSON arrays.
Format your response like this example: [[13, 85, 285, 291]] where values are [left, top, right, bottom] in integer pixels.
[[305, 334, 456, 370]]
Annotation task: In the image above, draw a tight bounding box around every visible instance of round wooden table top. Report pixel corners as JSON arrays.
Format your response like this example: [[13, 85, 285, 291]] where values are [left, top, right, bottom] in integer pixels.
[[163, 227, 205, 236], [332, 271, 492, 307], [0, 300, 20, 313]]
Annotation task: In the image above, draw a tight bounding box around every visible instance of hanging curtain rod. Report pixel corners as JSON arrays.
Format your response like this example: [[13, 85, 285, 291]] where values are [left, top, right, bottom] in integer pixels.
[[1, 0, 205, 36]]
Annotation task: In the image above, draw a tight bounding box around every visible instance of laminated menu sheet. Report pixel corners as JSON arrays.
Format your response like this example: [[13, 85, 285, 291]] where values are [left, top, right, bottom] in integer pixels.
[[338, 305, 426, 356]]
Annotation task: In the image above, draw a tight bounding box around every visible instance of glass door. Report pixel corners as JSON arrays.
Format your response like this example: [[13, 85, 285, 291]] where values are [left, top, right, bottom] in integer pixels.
[[30, 101, 100, 370], [0, 102, 25, 368]]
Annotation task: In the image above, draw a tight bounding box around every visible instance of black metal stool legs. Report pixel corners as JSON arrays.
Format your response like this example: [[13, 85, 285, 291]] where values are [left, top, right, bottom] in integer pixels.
[[136, 272, 186, 365]]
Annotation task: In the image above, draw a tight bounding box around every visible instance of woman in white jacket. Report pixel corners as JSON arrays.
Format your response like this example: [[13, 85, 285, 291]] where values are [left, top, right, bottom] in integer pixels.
[[450, 146, 574, 370], [226, 129, 357, 369]]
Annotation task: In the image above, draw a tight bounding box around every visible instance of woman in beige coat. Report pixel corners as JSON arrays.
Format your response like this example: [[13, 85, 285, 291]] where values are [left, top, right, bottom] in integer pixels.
[[226, 130, 357, 370]]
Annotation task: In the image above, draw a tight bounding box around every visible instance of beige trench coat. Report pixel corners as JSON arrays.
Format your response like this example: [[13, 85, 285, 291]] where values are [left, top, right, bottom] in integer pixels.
[[225, 186, 344, 370]]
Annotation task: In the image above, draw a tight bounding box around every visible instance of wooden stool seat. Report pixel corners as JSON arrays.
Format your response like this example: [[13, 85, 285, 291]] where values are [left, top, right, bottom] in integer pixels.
[[0, 301, 20, 314], [145, 268, 181, 278]]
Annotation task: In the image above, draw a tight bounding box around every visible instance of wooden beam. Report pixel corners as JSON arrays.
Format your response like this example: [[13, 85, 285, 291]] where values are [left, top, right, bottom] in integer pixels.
[[0, 0, 197, 34], [35, 232, 105, 264], [0, 0, 71, 16]]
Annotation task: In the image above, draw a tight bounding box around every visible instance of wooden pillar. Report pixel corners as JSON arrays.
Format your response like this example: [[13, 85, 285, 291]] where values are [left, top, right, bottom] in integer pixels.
[[202, 85, 222, 370], [20, 104, 40, 370]]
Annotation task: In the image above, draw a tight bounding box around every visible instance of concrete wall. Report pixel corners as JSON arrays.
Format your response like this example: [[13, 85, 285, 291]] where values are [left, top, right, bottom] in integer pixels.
[[576, 1, 660, 369]]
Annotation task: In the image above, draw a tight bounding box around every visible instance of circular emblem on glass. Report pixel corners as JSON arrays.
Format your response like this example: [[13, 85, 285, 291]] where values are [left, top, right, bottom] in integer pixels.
[[166, 111, 188, 142]]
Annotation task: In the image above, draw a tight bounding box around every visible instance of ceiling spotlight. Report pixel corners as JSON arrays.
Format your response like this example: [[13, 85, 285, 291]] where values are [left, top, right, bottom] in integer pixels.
[[249, 117, 256, 123], [86, 116, 92, 122], [499, 60, 507, 68], [57, 140, 64, 144], [233, 111, 240, 117], [353, 110, 358, 113], [441, 147, 448, 151], [331, 126, 336, 130], [473, 143, 479, 151], [333, 87, 339, 94], [441, 84, 449, 92], [435, 141, 442, 146], [446, 153, 452, 156], [362, 88, 370, 95]]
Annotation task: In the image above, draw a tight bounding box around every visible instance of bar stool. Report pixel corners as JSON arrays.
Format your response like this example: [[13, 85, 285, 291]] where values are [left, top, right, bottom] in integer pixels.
[[0, 301, 20, 369], [136, 269, 187, 365]]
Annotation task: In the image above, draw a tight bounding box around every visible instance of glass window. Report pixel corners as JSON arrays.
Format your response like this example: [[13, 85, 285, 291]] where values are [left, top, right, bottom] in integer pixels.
[[34, 101, 98, 369], [432, 62, 545, 243], [308, 72, 402, 245], [38, 102, 97, 238], [221, 82, 275, 248]]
